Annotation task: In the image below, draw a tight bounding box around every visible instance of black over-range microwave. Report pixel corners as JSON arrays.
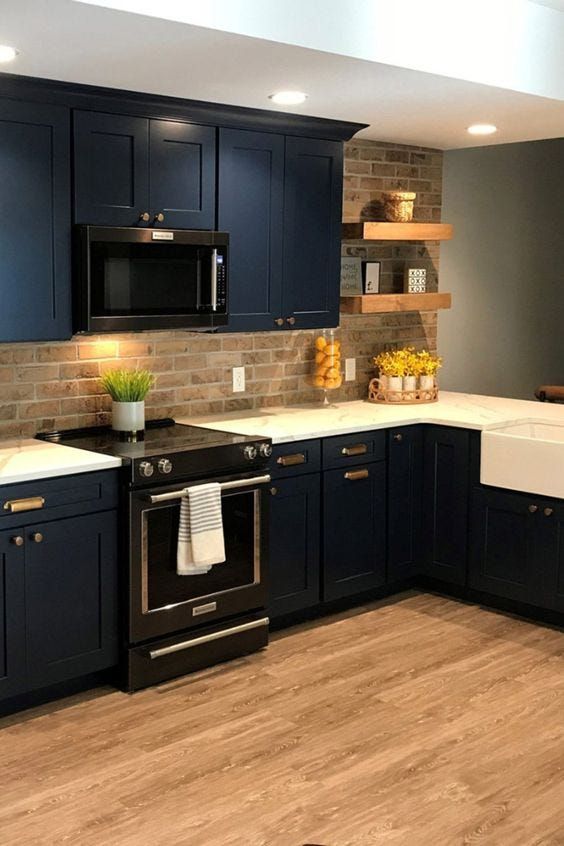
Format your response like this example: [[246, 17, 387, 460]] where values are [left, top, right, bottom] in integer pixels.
[[74, 226, 229, 333]]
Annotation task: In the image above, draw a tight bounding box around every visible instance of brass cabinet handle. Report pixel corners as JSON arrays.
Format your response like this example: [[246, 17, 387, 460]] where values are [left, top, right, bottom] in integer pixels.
[[286, 316, 296, 326], [393, 433, 403, 442], [30, 532, 43, 544], [269, 487, 278, 496], [3, 496, 45, 514], [544, 507, 554, 517], [276, 453, 306, 467], [344, 469, 369, 481], [528, 504, 538, 513], [274, 318, 284, 327], [154, 212, 165, 223], [138, 212, 150, 222], [10, 536, 24, 547], [341, 444, 368, 457]]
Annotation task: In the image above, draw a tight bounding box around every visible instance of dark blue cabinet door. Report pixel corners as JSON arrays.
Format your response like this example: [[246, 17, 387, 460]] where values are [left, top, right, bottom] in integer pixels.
[[150, 120, 216, 229], [283, 137, 343, 329], [268, 474, 321, 618], [469, 487, 539, 604], [0, 100, 71, 341], [0, 531, 26, 701], [74, 110, 149, 225], [323, 462, 386, 601], [422, 426, 469, 585], [218, 128, 284, 331], [536, 499, 564, 612], [25, 511, 118, 690], [387, 426, 423, 581]]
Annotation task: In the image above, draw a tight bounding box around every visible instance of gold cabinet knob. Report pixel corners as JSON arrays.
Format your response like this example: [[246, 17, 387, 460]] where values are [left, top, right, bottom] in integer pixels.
[[274, 318, 284, 327], [154, 212, 165, 223], [10, 536, 24, 547], [544, 507, 554, 517], [393, 433, 403, 442], [139, 212, 150, 222], [528, 504, 538, 513], [269, 487, 278, 496], [286, 316, 296, 326], [30, 532, 43, 543]]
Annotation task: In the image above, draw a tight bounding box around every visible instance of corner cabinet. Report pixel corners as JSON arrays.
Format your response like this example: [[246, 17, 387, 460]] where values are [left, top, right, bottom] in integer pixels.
[[73, 111, 216, 229], [0, 532, 26, 700], [0, 100, 71, 342], [218, 132, 343, 332]]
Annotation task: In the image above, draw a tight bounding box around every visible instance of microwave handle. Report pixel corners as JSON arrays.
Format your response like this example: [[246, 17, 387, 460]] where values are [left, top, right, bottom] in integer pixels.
[[210, 248, 218, 311]]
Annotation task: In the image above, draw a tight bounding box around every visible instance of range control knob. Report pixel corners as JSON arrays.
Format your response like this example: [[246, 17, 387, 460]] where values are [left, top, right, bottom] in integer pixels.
[[158, 458, 173, 475], [139, 461, 155, 478], [243, 445, 258, 461], [259, 443, 273, 458]]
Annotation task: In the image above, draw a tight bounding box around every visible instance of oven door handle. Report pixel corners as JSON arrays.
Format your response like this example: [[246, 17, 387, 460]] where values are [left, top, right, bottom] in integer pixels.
[[148, 617, 270, 659], [145, 474, 272, 504]]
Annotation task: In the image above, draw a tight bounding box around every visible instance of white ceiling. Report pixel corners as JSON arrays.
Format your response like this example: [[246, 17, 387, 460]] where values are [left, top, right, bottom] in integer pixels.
[[1, 0, 564, 149]]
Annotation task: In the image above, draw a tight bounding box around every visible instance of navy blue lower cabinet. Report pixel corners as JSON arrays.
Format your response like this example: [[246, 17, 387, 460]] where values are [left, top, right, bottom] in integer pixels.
[[468, 487, 539, 604], [422, 426, 470, 585], [387, 427, 423, 581], [25, 511, 119, 690], [0, 531, 27, 700], [533, 498, 564, 612], [268, 475, 321, 618], [0, 99, 71, 341], [323, 462, 386, 601], [218, 128, 285, 331]]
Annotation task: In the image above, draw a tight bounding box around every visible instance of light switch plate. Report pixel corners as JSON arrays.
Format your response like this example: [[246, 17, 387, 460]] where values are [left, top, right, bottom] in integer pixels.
[[345, 358, 356, 382], [232, 366, 245, 393]]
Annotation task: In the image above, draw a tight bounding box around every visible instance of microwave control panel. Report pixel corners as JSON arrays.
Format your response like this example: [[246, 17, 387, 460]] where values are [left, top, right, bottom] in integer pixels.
[[216, 254, 227, 310]]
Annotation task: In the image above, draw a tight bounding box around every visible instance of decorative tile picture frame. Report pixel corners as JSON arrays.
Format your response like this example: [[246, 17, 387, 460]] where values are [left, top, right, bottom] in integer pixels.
[[404, 265, 427, 294], [340, 257, 363, 296], [362, 261, 381, 294]]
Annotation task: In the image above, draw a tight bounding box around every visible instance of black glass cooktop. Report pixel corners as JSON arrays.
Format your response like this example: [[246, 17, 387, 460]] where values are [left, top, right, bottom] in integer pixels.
[[38, 418, 261, 461]]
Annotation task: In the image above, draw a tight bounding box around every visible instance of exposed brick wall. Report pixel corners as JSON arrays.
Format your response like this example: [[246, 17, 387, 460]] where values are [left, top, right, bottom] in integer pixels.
[[0, 140, 442, 440]]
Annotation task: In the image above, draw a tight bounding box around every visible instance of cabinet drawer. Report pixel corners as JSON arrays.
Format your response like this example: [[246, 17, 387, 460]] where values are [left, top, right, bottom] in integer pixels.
[[270, 440, 321, 478], [322, 431, 385, 470], [0, 471, 119, 529]]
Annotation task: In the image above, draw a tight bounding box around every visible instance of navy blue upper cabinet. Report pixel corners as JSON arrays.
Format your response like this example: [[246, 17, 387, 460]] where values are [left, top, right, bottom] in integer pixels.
[[218, 129, 284, 331], [0, 531, 26, 701], [149, 120, 215, 229], [0, 100, 71, 342], [283, 137, 343, 330], [74, 111, 215, 228], [74, 111, 149, 226]]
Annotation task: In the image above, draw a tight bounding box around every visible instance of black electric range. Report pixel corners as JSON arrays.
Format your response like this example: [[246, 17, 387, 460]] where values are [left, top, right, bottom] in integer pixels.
[[38, 418, 273, 487]]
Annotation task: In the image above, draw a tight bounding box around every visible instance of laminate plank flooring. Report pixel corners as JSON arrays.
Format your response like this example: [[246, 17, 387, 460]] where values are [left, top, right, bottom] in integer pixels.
[[2, 592, 564, 845]]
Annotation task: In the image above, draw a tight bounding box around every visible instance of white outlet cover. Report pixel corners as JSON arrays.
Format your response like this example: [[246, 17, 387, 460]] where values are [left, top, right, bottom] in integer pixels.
[[232, 366, 245, 393], [345, 358, 356, 381]]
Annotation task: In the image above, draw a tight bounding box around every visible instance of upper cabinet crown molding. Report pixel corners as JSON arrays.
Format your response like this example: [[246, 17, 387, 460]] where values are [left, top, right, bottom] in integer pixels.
[[0, 72, 366, 142]]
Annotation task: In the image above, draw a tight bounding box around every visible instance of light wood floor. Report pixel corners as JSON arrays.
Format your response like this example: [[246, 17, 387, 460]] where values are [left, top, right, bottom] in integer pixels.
[[2, 592, 564, 846]]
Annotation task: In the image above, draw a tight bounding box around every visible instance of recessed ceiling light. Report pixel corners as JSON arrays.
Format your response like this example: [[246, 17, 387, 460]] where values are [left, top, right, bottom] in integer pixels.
[[467, 123, 498, 136], [0, 45, 18, 63], [269, 91, 308, 106]]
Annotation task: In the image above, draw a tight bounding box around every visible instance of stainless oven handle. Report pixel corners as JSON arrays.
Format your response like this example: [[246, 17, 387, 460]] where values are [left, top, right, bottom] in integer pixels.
[[149, 617, 269, 659], [145, 474, 272, 503], [211, 248, 218, 311]]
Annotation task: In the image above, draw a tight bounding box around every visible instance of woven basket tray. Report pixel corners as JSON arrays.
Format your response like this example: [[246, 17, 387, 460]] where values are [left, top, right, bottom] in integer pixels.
[[368, 377, 438, 405]]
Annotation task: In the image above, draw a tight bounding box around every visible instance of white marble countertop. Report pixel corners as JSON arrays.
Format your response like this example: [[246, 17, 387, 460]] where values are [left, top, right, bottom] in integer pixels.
[[179, 391, 564, 444], [0, 440, 122, 486]]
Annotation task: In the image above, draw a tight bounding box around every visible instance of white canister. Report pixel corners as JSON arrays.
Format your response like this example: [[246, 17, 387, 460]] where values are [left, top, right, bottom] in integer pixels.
[[112, 400, 145, 433], [387, 376, 403, 392], [419, 374, 434, 391], [403, 375, 417, 391]]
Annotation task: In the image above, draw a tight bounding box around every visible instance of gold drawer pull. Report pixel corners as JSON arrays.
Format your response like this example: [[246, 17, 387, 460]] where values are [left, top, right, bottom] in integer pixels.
[[344, 469, 369, 481], [341, 444, 367, 456], [3, 496, 45, 514], [277, 453, 306, 467]]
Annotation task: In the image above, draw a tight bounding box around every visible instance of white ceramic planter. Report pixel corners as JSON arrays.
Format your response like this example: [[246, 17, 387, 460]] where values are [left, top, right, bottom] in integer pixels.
[[387, 376, 403, 392], [419, 374, 434, 390], [403, 375, 417, 391], [112, 400, 145, 433]]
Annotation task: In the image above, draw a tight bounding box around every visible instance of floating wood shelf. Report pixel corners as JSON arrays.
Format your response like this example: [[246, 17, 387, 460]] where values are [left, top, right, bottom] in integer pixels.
[[340, 292, 452, 315], [342, 221, 453, 241]]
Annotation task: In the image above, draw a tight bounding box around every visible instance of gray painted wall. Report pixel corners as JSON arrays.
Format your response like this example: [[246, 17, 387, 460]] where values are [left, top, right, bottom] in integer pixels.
[[440, 139, 564, 400]]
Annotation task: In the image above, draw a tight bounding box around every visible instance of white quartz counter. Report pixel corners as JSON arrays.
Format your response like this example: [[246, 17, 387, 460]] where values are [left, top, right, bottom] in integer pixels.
[[178, 391, 564, 444], [0, 440, 122, 486]]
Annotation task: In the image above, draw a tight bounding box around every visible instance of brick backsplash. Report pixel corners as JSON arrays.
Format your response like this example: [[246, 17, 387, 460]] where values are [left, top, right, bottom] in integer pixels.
[[0, 140, 441, 440]]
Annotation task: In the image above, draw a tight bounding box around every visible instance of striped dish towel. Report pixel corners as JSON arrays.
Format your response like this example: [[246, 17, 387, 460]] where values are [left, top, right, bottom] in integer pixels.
[[177, 483, 226, 575]]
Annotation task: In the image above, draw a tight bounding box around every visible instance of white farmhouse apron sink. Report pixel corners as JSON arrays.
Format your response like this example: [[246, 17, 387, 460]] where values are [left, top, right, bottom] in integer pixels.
[[481, 420, 564, 499]]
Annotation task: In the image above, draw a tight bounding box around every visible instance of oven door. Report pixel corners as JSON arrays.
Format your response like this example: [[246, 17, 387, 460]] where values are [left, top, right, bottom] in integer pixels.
[[128, 473, 269, 643]]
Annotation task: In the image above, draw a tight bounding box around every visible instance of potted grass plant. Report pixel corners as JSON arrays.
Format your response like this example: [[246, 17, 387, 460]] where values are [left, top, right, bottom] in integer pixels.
[[100, 368, 155, 435]]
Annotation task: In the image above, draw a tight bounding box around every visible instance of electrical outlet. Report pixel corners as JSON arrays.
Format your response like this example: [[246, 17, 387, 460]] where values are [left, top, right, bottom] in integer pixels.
[[345, 358, 356, 382], [232, 366, 245, 393]]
